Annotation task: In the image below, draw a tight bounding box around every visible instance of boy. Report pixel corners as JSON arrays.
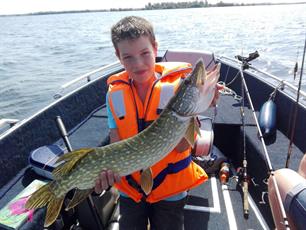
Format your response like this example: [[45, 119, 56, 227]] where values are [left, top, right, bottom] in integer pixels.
[[94, 16, 221, 229]]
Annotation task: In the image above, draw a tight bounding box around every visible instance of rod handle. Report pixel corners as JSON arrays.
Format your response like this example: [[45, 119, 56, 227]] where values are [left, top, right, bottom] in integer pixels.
[[243, 180, 249, 218], [55, 116, 72, 152], [56, 116, 68, 136]]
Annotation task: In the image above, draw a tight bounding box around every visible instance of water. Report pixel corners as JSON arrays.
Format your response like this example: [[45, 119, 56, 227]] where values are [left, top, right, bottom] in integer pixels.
[[0, 4, 305, 120]]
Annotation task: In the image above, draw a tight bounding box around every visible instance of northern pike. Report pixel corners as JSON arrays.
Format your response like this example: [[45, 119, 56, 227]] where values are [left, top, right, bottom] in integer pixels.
[[25, 59, 220, 227]]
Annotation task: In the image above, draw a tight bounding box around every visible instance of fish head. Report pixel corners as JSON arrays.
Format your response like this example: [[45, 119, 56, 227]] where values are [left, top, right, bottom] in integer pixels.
[[170, 59, 220, 117]]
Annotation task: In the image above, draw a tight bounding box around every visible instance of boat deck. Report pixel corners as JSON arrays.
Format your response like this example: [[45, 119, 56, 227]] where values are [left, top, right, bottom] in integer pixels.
[[185, 175, 269, 229], [0, 91, 304, 230], [186, 94, 303, 230]]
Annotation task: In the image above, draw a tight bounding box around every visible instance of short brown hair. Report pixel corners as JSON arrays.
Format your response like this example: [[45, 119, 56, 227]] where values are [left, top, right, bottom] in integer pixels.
[[111, 16, 156, 50]]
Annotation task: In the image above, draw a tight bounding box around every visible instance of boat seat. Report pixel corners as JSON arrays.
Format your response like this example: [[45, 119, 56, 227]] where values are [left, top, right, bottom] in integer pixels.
[[76, 188, 119, 229], [54, 106, 110, 150], [161, 50, 217, 71]]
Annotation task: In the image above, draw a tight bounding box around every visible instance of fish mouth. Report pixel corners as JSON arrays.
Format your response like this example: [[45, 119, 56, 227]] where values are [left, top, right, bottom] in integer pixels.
[[196, 66, 205, 87], [191, 59, 206, 87], [170, 60, 220, 118], [194, 62, 221, 114]]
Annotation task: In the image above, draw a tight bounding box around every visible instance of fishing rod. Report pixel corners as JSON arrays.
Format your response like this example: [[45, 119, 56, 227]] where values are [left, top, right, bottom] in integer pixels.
[[235, 52, 259, 218], [285, 34, 306, 168], [239, 66, 249, 218], [235, 51, 290, 229]]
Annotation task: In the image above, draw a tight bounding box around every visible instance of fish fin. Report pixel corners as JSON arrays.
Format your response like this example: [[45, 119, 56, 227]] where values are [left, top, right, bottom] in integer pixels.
[[44, 196, 64, 227], [56, 148, 93, 163], [194, 117, 201, 137], [65, 188, 93, 211], [140, 168, 153, 195], [185, 118, 197, 146], [25, 181, 65, 227], [25, 183, 53, 209], [53, 148, 94, 178]]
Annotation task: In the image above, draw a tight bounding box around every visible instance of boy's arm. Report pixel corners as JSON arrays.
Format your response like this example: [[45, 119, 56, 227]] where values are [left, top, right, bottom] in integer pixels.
[[109, 128, 120, 143]]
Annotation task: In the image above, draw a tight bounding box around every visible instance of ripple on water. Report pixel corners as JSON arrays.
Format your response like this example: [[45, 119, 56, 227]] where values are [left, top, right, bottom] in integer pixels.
[[0, 5, 305, 119]]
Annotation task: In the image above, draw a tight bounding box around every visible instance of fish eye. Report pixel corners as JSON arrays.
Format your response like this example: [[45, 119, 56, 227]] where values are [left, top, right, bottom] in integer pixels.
[[184, 78, 191, 85]]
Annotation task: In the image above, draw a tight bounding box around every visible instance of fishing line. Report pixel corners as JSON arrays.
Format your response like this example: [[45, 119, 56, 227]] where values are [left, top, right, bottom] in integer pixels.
[[286, 46, 301, 142], [235, 51, 290, 229], [285, 33, 306, 168], [222, 68, 241, 87]]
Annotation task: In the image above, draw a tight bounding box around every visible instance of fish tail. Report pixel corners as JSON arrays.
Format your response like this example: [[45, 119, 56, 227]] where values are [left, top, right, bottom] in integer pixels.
[[25, 181, 65, 227]]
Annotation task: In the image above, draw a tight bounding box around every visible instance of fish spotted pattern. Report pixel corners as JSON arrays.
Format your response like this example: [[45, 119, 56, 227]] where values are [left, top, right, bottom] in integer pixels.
[[25, 59, 220, 227]]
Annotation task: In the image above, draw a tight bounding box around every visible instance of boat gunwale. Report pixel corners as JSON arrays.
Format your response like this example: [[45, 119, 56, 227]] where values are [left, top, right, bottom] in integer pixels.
[[0, 62, 123, 140], [0, 50, 305, 229], [219, 56, 306, 107]]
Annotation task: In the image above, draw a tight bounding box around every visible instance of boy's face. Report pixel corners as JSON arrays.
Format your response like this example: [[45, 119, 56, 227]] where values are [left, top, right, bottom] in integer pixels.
[[116, 36, 157, 84]]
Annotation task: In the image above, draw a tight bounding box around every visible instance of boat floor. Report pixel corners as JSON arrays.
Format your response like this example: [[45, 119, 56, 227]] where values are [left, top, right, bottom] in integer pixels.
[[0, 94, 304, 230], [185, 174, 269, 230]]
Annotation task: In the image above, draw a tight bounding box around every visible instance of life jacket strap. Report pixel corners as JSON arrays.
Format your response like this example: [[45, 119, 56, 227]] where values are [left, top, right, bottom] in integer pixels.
[[125, 174, 147, 201], [124, 155, 192, 200], [152, 155, 192, 190], [137, 119, 154, 133]]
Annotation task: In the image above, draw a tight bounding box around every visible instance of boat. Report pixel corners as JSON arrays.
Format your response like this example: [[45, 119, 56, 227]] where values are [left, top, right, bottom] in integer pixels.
[[0, 49, 305, 230]]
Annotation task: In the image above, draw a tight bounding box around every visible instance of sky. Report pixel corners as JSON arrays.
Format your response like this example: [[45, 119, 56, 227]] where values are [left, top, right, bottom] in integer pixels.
[[0, 0, 305, 15]]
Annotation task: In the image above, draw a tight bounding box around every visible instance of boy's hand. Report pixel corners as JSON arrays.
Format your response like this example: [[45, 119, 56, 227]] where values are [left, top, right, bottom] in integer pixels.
[[94, 170, 121, 194]]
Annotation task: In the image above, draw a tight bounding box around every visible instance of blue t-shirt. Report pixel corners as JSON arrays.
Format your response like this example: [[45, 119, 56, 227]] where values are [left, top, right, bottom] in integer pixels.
[[106, 93, 117, 129], [106, 92, 187, 201]]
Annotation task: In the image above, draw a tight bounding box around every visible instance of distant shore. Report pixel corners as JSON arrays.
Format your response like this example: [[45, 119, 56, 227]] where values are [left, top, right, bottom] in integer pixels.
[[1, 1, 306, 17]]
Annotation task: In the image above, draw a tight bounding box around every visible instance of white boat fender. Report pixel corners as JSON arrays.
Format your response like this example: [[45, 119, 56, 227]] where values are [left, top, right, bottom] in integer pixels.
[[193, 146, 227, 174], [192, 117, 214, 157], [192, 128, 214, 157], [29, 144, 65, 180]]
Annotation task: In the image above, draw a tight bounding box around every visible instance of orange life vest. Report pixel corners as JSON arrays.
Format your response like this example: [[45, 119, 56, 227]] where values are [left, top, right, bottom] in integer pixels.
[[107, 62, 208, 203]]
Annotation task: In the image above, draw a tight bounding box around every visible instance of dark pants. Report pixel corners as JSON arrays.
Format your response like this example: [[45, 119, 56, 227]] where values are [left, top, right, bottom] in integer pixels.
[[286, 188, 306, 230], [119, 196, 187, 230]]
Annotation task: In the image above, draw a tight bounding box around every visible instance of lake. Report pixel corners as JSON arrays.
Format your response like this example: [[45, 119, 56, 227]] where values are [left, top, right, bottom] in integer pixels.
[[0, 4, 305, 120]]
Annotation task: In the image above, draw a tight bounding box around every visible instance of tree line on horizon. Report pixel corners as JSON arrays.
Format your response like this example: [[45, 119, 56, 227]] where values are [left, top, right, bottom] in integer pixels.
[[1, 0, 305, 16], [143, 0, 278, 10], [145, 1, 207, 9]]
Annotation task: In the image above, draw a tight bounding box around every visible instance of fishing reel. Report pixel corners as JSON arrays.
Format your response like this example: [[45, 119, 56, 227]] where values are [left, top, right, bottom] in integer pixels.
[[236, 167, 251, 186]]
